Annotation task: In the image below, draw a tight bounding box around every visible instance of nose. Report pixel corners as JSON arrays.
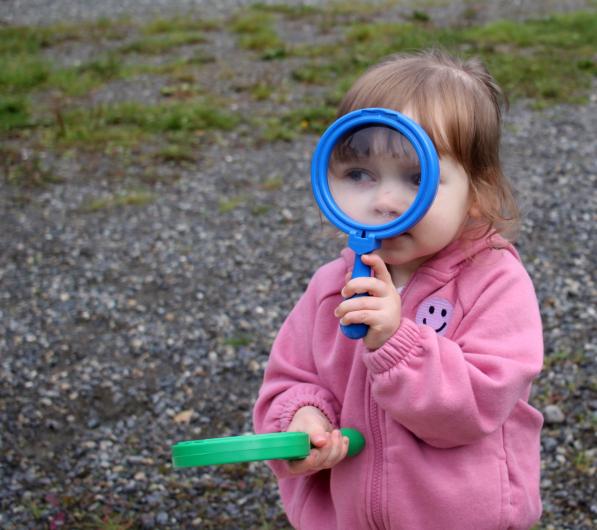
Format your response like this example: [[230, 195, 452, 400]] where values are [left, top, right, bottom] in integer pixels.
[[373, 183, 411, 220]]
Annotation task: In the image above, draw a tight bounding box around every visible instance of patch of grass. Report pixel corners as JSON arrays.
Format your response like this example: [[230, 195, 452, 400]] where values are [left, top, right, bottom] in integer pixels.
[[464, 12, 597, 49], [140, 16, 221, 34], [0, 95, 31, 132], [100, 101, 239, 132], [0, 25, 127, 96], [230, 11, 284, 53], [258, 105, 336, 141], [323, 0, 398, 18], [219, 195, 246, 213], [53, 100, 239, 149], [248, 81, 275, 101], [291, 10, 597, 107], [0, 25, 52, 55], [251, 204, 271, 215], [160, 82, 204, 99], [461, 12, 597, 105], [2, 147, 63, 188], [119, 32, 206, 54], [223, 335, 252, 348], [261, 175, 284, 191], [48, 54, 125, 96], [0, 54, 49, 91], [155, 143, 197, 163], [248, 3, 321, 19], [257, 117, 298, 142], [80, 189, 154, 212], [573, 449, 595, 474], [409, 10, 431, 23]]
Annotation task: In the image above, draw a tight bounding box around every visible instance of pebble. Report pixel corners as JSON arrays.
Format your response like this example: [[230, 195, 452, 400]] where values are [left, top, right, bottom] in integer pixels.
[[544, 405, 566, 424]]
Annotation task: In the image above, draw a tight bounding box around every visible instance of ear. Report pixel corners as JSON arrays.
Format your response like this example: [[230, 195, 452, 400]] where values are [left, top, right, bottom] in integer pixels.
[[467, 187, 482, 219], [468, 202, 482, 219]]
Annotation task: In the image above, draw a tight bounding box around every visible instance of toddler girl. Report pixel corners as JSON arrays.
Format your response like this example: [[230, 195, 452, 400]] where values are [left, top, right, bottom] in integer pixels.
[[253, 49, 543, 530]]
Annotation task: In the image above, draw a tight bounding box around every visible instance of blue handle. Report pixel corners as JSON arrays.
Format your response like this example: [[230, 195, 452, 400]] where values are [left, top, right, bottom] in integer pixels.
[[340, 253, 371, 339]]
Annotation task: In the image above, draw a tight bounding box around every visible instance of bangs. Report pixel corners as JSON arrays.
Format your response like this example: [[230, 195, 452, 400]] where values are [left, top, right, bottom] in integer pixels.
[[330, 125, 419, 166]]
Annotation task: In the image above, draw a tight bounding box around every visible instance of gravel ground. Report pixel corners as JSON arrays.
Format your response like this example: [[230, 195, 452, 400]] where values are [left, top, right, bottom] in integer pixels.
[[2, 0, 593, 25], [1, 1, 596, 529]]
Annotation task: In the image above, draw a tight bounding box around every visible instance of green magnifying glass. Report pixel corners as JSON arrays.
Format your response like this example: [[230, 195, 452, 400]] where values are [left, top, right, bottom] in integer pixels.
[[171, 428, 365, 468]]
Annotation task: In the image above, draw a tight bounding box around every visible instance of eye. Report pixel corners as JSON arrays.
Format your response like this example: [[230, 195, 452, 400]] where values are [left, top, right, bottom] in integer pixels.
[[345, 168, 374, 184], [409, 172, 421, 187]]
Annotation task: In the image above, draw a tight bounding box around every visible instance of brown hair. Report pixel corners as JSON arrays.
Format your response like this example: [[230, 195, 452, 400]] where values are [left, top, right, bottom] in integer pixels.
[[337, 49, 520, 241]]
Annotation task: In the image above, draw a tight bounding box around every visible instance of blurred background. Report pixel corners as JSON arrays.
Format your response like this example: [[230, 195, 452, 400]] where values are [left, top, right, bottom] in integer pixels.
[[1, 1, 595, 528]]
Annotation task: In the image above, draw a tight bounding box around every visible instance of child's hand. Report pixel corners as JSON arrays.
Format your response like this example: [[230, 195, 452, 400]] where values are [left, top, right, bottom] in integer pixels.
[[335, 253, 402, 350], [286, 406, 349, 476]]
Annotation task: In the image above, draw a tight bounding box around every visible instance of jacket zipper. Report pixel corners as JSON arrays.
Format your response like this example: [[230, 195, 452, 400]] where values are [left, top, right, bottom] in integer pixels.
[[368, 379, 385, 530], [367, 274, 417, 529]]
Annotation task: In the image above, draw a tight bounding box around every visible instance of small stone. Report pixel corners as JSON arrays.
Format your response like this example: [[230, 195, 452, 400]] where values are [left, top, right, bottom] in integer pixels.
[[544, 405, 565, 424], [542, 437, 558, 452]]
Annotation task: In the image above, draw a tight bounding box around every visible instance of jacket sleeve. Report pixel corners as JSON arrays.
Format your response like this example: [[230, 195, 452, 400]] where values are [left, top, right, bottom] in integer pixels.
[[252, 269, 342, 476], [362, 260, 543, 448]]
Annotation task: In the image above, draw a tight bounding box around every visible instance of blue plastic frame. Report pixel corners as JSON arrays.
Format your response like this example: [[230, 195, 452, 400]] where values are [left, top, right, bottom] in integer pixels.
[[311, 107, 439, 242], [311, 108, 440, 340]]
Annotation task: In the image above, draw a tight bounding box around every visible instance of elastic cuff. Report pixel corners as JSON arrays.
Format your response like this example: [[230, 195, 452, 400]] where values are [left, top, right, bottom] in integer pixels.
[[363, 318, 422, 374], [278, 394, 339, 432]]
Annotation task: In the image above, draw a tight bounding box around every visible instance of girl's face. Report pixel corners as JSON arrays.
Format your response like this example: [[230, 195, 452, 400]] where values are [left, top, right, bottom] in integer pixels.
[[328, 152, 421, 227], [328, 119, 472, 276], [374, 155, 471, 271], [328, 125, 422, 227]]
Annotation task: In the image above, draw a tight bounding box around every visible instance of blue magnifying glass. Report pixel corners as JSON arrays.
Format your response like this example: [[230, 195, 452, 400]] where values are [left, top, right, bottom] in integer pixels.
[[311, 108, 440, 339]]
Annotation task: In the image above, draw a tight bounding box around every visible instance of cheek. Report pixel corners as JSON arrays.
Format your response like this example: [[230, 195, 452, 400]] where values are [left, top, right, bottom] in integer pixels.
[[413, 195, 468, 241]]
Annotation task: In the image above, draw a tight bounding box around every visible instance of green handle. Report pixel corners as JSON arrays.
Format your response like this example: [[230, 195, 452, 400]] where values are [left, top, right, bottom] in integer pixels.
[[340, 428, 365, 457]]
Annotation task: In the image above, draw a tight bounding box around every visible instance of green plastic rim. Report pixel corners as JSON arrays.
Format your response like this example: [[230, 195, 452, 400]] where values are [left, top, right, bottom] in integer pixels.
[[171, 432, 310, 468], [171, 428, 365, 468]]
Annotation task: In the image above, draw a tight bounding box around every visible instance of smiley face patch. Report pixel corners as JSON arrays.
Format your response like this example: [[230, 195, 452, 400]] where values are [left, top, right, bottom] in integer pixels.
[[415, 297, 454, 336]]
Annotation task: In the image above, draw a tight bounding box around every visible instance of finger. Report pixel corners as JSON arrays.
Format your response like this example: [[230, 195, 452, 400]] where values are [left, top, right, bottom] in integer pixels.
[[335, 295, 383, 319], [320, 430, 345, 468], [342, 277, 389, 298], [288, 448, 323, 475], [309, 431, 329, 448], [338, 309, 378, 327], [361, 253, 393, 285]]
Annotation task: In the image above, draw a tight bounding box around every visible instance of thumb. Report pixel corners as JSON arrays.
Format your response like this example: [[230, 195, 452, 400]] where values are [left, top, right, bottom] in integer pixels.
[[362, 253, 392, 285], [309, 428, 330, 448]]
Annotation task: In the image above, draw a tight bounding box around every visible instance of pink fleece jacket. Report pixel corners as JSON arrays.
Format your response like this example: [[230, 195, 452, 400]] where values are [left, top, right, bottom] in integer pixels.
[[253, 235, 543, 530]]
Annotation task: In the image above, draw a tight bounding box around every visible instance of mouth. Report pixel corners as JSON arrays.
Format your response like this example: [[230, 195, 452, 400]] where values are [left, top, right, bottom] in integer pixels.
[[422, 318, 447, 333]]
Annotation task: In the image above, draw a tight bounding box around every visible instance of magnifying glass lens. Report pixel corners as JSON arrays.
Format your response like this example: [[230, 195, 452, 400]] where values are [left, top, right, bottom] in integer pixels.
[[328, 126, 421, 227]]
